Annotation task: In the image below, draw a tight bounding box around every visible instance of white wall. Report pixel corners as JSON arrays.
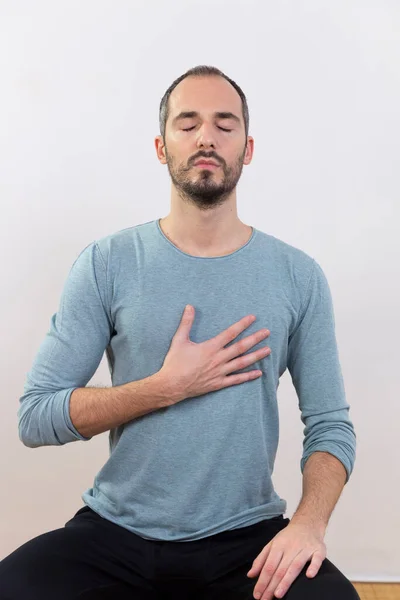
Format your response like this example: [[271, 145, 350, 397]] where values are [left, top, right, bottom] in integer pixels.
[[1, 0, 399, 581]]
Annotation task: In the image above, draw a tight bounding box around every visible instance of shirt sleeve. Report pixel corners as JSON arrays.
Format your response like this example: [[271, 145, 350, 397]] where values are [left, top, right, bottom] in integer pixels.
[[287, 259, 356, 483], [18, 241, 114, 447]]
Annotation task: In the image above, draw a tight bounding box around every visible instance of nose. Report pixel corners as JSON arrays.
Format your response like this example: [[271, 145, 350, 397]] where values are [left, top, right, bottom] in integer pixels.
[[196, 123, 217, 149]]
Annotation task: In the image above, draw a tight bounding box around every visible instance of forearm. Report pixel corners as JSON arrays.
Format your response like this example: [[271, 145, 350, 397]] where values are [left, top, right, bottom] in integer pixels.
[[290, 451, 347, 534], [69, 370, 174, 438]]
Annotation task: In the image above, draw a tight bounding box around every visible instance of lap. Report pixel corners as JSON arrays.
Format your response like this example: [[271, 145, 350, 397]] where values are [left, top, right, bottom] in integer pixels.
[[0, 507, 360, 600]]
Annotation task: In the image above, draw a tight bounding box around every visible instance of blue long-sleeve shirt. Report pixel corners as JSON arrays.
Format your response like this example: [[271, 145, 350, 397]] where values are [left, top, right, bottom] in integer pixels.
[[18, 218, 356, 541]]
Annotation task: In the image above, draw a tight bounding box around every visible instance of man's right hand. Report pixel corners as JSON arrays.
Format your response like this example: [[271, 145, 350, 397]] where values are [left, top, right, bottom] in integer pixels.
[[159, 304, 271, 404]]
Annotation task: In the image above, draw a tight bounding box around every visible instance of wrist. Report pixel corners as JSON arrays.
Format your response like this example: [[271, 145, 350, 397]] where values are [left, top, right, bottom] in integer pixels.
[[290, 514, 327, 537], [155, 368, 182, 406]]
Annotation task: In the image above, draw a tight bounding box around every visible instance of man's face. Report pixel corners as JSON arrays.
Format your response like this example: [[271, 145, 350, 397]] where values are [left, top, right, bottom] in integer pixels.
[[157, 76, 253, 211]]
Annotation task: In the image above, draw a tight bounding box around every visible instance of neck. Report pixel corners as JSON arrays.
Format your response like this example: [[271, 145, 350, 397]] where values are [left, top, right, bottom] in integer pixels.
[[159, 213, 252, 258]]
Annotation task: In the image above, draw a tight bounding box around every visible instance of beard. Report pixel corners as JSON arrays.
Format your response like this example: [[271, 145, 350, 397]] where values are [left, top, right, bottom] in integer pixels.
[[164, 145, 247, 212]]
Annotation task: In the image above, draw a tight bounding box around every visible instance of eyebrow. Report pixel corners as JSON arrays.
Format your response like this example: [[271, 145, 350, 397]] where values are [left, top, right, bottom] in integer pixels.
[[172, 111, 241, 126]]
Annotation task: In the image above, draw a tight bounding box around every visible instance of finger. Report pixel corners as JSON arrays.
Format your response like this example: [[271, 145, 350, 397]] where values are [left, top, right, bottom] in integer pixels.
[[256, 553, 298, 600], [212, 314, 256, 350], [221, 328, 270, 364], [271, 551, 311, 599], [247, 542, 272, 577], [306, 551, 325, 578], [252, 549, 284, 599]]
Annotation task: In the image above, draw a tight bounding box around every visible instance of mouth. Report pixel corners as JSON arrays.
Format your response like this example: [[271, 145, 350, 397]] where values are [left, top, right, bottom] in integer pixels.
[[194, 162, 220, 169]]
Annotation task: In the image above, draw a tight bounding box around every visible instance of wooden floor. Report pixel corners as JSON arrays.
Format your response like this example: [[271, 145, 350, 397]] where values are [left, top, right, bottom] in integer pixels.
[[352, 583, 400, 600]]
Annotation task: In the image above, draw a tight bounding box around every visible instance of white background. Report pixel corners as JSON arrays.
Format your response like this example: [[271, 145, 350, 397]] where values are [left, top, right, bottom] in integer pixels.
[[1, 0, 399, 581]]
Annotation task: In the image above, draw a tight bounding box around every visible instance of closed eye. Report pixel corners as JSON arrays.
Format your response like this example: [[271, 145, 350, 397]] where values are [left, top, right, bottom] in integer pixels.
[[182, 126, 232, 132]]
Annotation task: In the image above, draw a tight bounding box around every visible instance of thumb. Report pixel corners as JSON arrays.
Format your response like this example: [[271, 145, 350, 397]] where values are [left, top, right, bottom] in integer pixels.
[[175, 304, 195, 340]]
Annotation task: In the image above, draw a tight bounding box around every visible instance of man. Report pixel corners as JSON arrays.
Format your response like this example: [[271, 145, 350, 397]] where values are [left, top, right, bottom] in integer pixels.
[[0, 65, 360, 600]]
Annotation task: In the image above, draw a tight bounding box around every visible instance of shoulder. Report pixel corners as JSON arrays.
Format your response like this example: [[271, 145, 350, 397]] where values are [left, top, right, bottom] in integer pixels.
[[254, 228, 316, 286]]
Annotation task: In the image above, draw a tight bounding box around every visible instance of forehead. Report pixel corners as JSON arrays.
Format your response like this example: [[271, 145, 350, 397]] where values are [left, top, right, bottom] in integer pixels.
[[168, 76, 242, 121]]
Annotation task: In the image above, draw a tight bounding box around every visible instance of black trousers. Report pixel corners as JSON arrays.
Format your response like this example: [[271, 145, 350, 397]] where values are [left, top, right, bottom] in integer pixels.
[[0, 505, 360, 599]]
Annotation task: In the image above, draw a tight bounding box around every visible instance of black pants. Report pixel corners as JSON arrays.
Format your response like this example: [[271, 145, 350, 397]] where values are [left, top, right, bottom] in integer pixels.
[[0, 505, 360, 599]]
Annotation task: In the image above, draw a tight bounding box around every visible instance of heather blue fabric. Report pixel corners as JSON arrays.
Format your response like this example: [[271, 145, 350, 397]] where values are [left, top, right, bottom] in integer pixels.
[[18, 218, 356, 542]]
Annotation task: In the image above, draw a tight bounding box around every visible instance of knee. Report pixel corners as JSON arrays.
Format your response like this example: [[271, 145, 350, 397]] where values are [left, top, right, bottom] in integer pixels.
[[310, 575, 360, 599], [286, 569, 360, 600], [344, 580, 361, 600]]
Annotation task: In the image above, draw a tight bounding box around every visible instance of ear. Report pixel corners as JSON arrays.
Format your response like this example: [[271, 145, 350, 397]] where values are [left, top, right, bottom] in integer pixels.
[[155, 135, 167, 164], [243, 136, 254, 166]]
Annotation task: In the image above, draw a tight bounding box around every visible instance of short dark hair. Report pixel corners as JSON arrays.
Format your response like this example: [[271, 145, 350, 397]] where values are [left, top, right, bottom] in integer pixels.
[[159, 65, 249, 140]]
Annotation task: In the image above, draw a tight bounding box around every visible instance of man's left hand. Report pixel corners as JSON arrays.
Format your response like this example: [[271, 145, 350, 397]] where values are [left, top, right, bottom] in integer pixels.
[[246, 521, 327, 599]]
